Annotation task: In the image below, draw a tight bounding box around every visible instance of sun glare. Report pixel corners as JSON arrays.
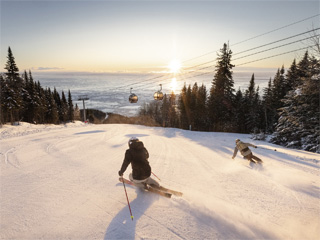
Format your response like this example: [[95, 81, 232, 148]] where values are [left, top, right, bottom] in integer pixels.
[[168, 59, 181, 73], [170, 77, 178, 93]]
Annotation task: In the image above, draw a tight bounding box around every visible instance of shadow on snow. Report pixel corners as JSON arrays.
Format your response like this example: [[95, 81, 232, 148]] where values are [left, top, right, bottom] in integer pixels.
[[104, 185, 156, 240]]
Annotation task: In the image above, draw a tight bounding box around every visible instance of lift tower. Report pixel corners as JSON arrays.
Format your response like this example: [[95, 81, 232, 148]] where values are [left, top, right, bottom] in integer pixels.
[[78, 95, 89, 122]]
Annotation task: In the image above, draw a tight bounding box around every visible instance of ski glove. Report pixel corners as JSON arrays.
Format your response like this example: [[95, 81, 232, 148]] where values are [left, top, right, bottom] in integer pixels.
[[118, 171, 123, 177]]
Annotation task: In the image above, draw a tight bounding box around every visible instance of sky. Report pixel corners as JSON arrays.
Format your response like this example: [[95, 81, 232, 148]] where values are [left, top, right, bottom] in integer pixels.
[[1, 0, 319, 73]]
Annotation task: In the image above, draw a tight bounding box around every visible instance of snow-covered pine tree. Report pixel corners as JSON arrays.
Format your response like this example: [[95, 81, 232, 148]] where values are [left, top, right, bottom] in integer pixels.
[[272, 52, 320, 153]]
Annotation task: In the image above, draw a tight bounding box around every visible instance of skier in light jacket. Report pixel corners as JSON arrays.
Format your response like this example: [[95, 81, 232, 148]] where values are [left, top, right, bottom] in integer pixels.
[[232, 139, 263, 164]]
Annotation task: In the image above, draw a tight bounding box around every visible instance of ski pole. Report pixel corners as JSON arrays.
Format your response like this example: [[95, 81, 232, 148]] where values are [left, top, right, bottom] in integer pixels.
[[121, 177, 134, 221], [258, 146, 277, 151], [151, 171, 161, 181]]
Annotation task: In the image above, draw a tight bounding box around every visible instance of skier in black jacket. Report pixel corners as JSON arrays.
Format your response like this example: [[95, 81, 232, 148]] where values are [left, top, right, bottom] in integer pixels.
[[118, 137, 160, 189]]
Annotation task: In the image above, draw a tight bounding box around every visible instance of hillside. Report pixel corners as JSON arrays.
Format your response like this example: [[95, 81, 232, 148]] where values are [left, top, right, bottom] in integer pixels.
[[1, 122, 319, 239]]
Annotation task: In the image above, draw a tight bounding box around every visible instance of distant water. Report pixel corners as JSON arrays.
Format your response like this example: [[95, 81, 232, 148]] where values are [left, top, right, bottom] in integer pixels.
[[33, 70, 274, 117]]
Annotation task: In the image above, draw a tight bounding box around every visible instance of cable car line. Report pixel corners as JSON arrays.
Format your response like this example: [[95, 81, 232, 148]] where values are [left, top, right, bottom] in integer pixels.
[[235, 45, 314, 67], [233, 28, 320, 56], [231, 14, 320, 47], [166, 45, 315, 81], [233, 34, 320, 61], [179, 14, 320, 64]]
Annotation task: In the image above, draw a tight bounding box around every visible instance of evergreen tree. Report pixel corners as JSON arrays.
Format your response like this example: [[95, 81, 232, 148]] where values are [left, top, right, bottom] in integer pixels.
[[208, 43, 235, 132], [60, 91, 68, 122], [266, 66, 287, 131], [297, 51, 310, 79], [23, 70, 42, 123], [21, 70, 30, 122], [244, 74, 261, 132], [35, 81, 46, 124], [74, 103, 81, 121], [53, 88, 62, 122], [285, 59, 300, 91], [4, 47, 19, 81], [189, 83, 198, 130], [68, 90, 74, 122], [178, 84, 190, 129], [233, 88, 246, 133], [161, 94, 169, 127], [167, 92, 178, 128], [272, 66, 286, 108], [195, 84, 208, 131], [3, 47, 23, 123], [272, 51, 320, 152], [45, 88, 59, 124], [0, 75, 4, 125], [262, 78, 274, 133]]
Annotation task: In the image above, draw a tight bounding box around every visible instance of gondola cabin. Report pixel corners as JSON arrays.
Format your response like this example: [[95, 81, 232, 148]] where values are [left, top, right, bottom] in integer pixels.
[[154, 84, 164, 100], [129, 94, 138, 103], [129, 88, 138, 103], [154, 91, 164, 100]]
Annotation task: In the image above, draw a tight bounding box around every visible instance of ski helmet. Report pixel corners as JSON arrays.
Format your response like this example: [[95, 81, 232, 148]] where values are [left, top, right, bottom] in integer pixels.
[[128, 137, 139, 147], [235, 139, 240, 143]]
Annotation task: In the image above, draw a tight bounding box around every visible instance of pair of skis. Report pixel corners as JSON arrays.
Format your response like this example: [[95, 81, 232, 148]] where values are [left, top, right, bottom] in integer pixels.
[[119, 177, 182, 198]]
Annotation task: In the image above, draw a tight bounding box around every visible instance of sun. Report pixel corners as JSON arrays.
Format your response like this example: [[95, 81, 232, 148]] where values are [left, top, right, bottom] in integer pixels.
[[168, 59, 181, 73]]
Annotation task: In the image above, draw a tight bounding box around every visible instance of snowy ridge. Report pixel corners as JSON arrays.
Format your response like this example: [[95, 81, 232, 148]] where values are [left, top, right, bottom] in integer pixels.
[[0, 122, 319, 239]]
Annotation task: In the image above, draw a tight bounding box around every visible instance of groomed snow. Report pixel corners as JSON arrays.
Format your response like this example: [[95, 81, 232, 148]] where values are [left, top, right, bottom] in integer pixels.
[[1, 122, 319, 239]]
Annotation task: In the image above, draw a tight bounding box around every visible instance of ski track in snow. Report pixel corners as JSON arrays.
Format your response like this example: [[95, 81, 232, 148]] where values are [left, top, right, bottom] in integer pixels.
[[0, 122, 319, 240]]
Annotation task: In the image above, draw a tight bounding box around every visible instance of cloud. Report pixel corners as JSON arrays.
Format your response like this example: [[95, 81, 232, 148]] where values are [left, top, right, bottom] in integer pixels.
[[32, 67, 64, 71]]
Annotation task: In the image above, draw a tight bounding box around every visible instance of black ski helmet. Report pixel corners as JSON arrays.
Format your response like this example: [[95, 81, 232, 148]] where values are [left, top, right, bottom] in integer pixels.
[[128, 137, 139, 147]]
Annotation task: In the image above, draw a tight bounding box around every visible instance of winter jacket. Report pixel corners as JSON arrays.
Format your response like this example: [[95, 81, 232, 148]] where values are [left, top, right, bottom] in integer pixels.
[[119, 141, 151, 180], [232, 141, 256, 158]]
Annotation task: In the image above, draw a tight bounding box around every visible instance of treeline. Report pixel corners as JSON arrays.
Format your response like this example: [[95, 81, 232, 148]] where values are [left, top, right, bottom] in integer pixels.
[[139, 43, 319, 153], [0, 47, 80, 125]]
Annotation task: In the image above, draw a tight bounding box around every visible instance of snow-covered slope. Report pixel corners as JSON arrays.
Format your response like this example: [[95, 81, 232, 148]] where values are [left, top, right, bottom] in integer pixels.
[[1, 122, 319, 239]]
